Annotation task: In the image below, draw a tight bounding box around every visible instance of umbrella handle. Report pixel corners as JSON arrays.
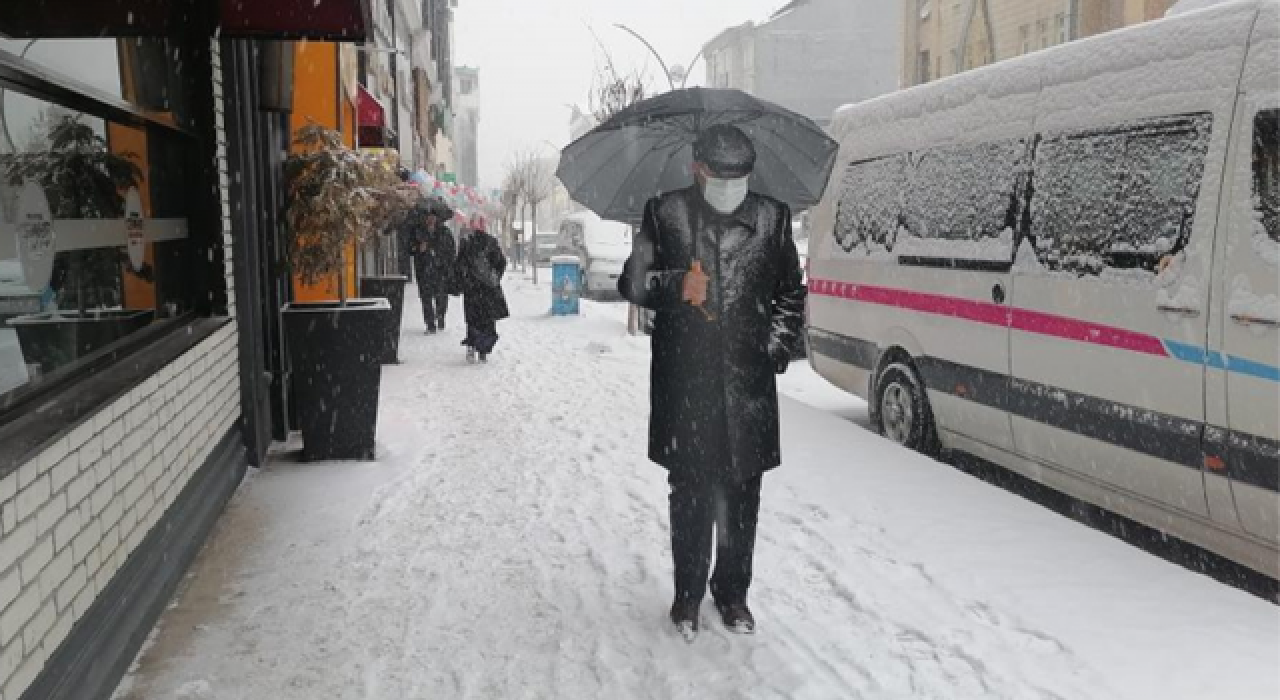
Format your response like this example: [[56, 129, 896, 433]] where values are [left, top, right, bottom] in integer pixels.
[[690, 260, 715, 321]]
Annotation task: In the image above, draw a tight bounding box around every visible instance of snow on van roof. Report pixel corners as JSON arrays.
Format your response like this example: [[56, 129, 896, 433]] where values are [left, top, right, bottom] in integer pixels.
[[829, 0, 1261, 152], [1167, 0, 1269, 17]]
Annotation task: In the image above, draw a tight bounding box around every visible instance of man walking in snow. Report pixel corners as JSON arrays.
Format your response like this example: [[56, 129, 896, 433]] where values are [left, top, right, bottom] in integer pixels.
[[618, 125, 807, 641], [408, 205, 457, 334]]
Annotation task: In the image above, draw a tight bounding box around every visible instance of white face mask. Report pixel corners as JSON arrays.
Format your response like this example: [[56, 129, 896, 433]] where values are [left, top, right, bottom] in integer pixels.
[[702, 175, 750, 214]]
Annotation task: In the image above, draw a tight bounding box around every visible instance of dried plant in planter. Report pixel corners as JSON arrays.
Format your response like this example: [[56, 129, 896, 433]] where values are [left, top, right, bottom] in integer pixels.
[[283, 123, 402, 303]]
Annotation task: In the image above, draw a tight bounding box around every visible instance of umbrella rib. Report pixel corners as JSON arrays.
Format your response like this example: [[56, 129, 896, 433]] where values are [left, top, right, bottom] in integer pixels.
[[755, 137, 814, 195], [752, 117, 830, 169], [563, 131, 643, 192], [602, 136, 685, 220]]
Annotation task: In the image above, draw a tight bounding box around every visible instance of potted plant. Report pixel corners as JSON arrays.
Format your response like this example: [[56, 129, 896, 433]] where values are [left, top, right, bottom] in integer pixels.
[[358, 183, 418, 365], [282, 124, 398, 461], [2, 116, 154, 376]]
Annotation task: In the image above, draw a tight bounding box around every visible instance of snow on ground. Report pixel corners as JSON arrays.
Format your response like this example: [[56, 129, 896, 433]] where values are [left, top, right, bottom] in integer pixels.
[[113, 271, 1279, 700]]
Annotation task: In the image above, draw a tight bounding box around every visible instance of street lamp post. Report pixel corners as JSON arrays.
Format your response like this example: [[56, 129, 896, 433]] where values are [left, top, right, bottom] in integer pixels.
[[612, 24, 706, 91]]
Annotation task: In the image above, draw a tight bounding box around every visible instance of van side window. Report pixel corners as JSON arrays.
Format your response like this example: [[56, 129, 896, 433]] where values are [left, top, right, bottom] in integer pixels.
[[1254, 109, 1279, 244], [900, 139, 1027, 251], [833, 155, 908, 254], [1030, 113, 1213, 275]]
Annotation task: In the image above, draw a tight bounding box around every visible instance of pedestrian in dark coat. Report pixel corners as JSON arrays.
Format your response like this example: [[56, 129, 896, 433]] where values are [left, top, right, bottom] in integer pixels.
[[455, 217, 509, 362], [617, 124, 806, 640], [407, 202, 457, 333]]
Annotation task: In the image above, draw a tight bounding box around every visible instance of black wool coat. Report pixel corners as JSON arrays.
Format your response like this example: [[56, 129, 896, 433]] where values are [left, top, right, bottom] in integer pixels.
[[455, 231, 510, 325]]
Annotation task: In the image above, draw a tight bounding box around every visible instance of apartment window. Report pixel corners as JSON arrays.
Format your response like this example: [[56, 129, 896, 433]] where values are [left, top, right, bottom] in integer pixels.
[[1020, 24, 1032, 54], [1056, 13, 1069, 44], [1037, 19, 1049, 49], [917, 50, 932, 84]]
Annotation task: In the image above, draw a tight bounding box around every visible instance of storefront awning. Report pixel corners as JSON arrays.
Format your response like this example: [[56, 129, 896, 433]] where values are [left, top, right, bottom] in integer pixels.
[[217, 0, 372, 41], [0, 0, 372, 41], [357, 85, 386, 129], [357, 84, 395, 148]]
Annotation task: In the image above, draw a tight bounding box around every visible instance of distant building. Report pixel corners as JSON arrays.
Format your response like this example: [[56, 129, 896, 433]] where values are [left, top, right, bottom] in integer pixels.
[[568, 105, 596, 143], [902, 0, 1178, 88], [453, 65, 480, 186], [702, 0, 899, 126]]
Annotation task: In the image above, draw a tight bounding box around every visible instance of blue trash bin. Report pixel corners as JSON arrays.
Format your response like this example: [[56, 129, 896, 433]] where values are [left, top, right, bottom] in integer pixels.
[[551, 255, 582, 316]]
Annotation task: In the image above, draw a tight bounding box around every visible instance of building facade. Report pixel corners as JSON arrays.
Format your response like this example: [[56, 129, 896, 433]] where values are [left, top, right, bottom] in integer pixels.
[[902, 0, 1179, 87], [703, 0, 900, 125], [453, 66, 480, 187], [0, 2, 470, 698]]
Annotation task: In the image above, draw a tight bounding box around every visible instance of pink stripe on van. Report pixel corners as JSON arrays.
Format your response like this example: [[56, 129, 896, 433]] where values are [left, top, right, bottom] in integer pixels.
[[809, 278, 1169, 358]]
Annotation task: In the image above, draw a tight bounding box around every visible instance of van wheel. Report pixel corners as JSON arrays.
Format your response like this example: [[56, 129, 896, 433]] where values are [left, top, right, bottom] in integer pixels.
[[873, 362, 939, 456]]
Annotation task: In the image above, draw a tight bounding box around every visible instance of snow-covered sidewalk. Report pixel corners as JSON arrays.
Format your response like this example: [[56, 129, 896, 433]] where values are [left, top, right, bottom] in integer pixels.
[[114, 274, 1279, 700]]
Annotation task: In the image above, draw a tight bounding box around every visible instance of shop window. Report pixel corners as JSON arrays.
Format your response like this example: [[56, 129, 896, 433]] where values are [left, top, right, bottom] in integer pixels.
[[0, 38, 190, 129], [0, 88, 193, 398], [1029, 113, 1213, 275]]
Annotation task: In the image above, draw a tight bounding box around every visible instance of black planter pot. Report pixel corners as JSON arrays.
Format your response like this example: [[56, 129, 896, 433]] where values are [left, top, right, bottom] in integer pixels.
[[282, 298, 391, 461], [6, 309, 155, 376], [358, 275, 408, 364]]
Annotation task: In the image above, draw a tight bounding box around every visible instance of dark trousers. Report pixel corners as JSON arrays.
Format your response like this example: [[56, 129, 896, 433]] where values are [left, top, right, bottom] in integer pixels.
[[464, 320, 499, 354], [420, 287, 449, 330], [669, 474, 762, 606]]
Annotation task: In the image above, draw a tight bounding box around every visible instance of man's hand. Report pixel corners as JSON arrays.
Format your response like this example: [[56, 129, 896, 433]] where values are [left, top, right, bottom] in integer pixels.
[[682, 262, 709, 307]]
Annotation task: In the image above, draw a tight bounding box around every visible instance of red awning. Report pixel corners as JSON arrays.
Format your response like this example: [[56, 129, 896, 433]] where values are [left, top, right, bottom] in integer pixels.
[[0, 0, 371, 41], [357, 85, 387, 129], [218, 0, 372, 41]]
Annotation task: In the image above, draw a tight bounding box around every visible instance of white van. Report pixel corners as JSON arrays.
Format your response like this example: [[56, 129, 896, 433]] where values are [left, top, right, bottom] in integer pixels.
[[807, 0, 1279, 578], [555, 211, 632, 296]]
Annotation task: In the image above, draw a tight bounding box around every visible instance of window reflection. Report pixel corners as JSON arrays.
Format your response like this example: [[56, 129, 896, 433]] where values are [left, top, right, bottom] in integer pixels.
[[0, 88, 190, 396]]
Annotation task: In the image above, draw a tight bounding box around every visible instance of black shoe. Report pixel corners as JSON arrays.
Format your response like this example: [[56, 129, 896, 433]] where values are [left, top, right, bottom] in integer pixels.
[[715, 601, 756, 635], [478, 353, 488, 363], [426, 326, 437, 335], [439, 319, 446, 330], [670, 601, 700, 643]]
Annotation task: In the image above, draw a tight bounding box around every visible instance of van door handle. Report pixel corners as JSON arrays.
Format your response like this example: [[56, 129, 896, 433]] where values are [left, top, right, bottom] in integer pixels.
[[1158, 304, 1201, 318], [1231, 313, 1280, 328], [992, 283, 1006, 304]]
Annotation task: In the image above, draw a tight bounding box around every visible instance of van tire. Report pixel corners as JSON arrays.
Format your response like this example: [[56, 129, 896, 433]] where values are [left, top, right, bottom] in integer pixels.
[[873, 362, 940, 456]]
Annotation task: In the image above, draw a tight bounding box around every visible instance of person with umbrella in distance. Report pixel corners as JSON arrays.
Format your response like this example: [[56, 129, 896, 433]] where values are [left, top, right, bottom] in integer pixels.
[[407, 198, 457, 334], [454, 215, 509, 364], [617, 124, 807, 641]]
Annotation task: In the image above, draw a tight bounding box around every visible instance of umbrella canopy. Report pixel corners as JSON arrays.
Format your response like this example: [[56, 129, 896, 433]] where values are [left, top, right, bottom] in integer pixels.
[[415, 195, 454, 221], [556, 88, 839, 223]]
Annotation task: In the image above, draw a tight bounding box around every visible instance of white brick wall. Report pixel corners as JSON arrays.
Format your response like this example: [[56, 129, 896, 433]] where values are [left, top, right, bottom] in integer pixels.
[[0, 324, 241, 700], [0, 40, 242, 700]]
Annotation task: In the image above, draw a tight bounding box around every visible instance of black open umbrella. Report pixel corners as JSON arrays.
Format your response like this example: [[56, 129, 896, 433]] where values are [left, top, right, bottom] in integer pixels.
[[556, 88, 839, 223]]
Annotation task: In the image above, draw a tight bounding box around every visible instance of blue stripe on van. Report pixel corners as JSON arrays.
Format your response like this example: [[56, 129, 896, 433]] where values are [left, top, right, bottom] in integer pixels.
[[1162, 340, 1280, 382], [1226, 354, 1280, 383]]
